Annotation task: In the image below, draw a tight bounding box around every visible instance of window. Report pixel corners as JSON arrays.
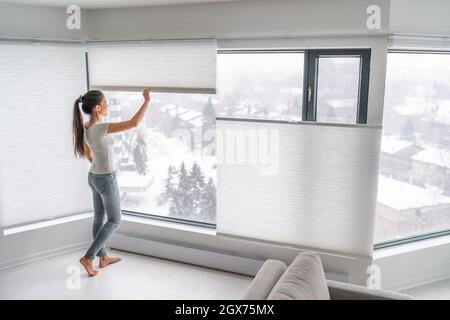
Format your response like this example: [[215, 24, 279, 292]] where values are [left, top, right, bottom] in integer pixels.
[[104, 91, 217, 225], [217, 51, 304, 121], [217, 49, 370, 124], [303, 49, 371, 124], [375, 52, 450, 244], [99, 48, 372, 228]]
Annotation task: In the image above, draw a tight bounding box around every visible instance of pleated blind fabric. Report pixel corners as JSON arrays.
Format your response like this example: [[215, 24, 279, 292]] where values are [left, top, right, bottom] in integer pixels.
[[216, 120, 382, 257], [87, 39, 217, 93], [0, 41, 92, 228]]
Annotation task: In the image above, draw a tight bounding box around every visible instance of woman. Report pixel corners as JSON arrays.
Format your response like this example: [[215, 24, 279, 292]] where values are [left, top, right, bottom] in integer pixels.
[[72, 88, 151, 277]]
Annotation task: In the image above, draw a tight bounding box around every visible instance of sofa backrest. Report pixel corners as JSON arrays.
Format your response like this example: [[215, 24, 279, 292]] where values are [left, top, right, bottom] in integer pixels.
[[241, 259, 287, 300], [267, 252, 330, 300]]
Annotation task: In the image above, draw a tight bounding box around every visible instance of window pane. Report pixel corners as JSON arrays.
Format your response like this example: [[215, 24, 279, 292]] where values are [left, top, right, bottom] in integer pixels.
[[315, 57, 360, 124], [375, 53, 450, 243], [104, 91, 217, 224], [217, 53, 304, 121]]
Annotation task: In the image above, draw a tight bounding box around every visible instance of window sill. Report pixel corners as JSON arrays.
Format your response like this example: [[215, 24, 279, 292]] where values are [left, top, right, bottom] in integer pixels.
[[373, 233, 450, 260], [1, 212, 216, 237], [121, 214, 217, 236], [2, 212, 94, 236]]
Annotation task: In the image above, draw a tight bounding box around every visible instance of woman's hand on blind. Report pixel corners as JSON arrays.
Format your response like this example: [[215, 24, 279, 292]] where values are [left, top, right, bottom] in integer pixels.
[[143, 88, 151, 104]]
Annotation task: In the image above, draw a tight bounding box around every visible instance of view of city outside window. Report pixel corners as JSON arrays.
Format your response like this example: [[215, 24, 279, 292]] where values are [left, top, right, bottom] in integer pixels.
[[103, 91, 217, 224], [315, 57, 361, 124], [216, 52, 304, 121], [375, 53, 450, 243]]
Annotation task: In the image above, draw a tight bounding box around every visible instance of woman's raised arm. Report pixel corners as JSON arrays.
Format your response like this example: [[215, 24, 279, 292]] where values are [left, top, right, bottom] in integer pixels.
[[107, 88, 151, 134]]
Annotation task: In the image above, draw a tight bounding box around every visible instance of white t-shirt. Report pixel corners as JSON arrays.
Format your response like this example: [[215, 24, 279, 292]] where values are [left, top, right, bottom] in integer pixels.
[[83, 122, 116, 174]]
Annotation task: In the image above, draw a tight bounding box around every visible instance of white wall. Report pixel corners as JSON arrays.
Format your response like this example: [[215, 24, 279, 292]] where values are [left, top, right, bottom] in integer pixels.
[[4, 0, 449, 43], [0, 218, 92, 270], [86, 0, 390, 40], [0, 2, 87, 40], [0, 0, 391, 41], [390, 0, 450, 36]]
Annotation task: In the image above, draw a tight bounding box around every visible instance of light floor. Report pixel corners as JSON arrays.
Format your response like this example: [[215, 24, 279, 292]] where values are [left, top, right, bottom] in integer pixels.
[[1, 248, 449, 300], [0, 248, 253, 300]]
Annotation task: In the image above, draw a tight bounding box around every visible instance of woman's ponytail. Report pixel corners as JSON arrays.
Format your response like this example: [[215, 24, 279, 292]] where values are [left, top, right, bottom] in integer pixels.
[[72, 90, 104, 159], [72, 97, 86, 158]]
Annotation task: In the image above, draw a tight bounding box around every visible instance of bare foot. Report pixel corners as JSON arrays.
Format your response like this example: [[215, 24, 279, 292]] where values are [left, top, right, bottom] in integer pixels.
[[99, 256, 122, 268], [79, 256, 98, 277]]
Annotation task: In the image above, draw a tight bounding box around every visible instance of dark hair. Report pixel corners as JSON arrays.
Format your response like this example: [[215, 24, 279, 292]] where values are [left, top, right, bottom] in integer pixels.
[[72, 90, 104, 158]]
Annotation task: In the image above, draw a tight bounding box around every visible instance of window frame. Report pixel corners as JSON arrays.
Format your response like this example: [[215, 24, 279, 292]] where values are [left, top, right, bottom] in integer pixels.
[[302, 49, 371, 124], [217, 48, 371, 125]]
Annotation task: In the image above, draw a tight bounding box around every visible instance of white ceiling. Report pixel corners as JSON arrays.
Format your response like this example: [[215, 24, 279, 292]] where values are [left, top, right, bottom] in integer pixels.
[[0, 0, 243, 9]]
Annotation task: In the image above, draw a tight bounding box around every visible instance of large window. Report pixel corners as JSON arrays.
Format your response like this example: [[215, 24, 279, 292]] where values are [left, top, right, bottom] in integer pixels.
[[100, 49, 372, 227], [375, 52, 450, 244]]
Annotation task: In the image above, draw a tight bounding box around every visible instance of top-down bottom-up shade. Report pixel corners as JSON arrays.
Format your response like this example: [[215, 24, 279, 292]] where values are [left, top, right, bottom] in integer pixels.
[[87, 39, 217, 94], [0, 41, 92, 228], [216, 119, 382, 257]]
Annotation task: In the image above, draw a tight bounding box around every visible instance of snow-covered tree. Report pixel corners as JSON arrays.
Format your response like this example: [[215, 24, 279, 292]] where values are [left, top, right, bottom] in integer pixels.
[[166, 161, 216, 223], [190, 162, 206, 216], [169, 161, 194, 218], [133, 133, 149, 175], [161, 165, 177, 204], [200, 177, 217, 223]]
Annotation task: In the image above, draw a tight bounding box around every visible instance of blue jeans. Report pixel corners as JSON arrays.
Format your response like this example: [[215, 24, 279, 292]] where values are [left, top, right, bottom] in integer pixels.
[[85, 171, 122, 260]]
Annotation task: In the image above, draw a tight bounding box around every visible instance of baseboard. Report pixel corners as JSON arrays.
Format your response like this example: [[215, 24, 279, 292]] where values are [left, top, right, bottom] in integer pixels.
[[108, 233, 356, 282], [108, 233, 265, 276], [0, 240, 91, 271]]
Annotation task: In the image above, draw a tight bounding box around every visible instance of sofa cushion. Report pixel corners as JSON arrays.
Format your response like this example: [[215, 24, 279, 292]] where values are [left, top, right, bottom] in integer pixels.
[[241, 259, 287, 300], [268, 252, 330, 300]]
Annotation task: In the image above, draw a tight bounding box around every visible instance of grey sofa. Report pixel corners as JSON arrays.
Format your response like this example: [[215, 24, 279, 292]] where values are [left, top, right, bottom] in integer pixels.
[[241, 252, 413, 300]]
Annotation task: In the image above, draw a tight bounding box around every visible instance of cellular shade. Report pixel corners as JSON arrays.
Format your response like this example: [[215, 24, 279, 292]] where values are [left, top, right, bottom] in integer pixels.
[[216, 119, 382, 257], [87, 39, 217, 94], [0, 41, 92, 228]]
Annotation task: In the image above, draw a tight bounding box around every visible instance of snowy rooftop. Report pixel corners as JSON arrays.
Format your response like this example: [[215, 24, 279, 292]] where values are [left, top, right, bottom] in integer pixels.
[[177, 109, 202, 122], [412, 147, 450, 168], [377, 176, 450, 211], [161, 104, 203, 126], [380, 135, 413, 154]]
